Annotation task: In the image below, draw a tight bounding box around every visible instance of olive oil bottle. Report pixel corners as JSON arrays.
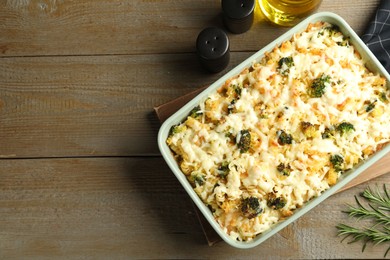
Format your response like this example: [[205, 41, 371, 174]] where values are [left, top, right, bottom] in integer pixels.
[[259, 0, 322, 26]]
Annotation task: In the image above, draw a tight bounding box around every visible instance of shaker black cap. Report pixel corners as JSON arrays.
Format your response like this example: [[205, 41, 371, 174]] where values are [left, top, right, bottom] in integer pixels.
[[196, 27, 230, 73], [222, 0, 255, 34]]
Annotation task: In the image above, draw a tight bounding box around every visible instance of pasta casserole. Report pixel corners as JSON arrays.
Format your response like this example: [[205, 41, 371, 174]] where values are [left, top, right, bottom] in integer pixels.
[[166, 21, 390, 241]]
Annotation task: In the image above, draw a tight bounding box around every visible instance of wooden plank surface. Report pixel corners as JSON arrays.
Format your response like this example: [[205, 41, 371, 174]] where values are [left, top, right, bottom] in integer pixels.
[[0, 157, 389, 259], [0, 0, 381, 158], [0, 0, 380, 56], [0, 52, 253, 158]]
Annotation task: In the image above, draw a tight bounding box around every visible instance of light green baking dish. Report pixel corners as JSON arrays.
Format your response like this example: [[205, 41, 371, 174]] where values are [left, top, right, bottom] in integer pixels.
[[157, 12, 390, 249]]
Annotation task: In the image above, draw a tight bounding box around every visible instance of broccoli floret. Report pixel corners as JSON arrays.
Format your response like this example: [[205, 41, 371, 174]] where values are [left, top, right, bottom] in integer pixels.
[[318, 24, 348, 46], [225, 130, 235, 144], [379, 92, 388, 102], [318, 25, 348, 46], [188, 105, 203, 119], [190, 171, 205, 186], [217, 161, 230, 178], [301, 122, 317, 138], [168, 124, 186, 137], [337, 36, 350, 47], [241, 197, 263, 219], [233, 84, 242, 97], [336, 122, 355, 135], [277, 130, 293, 145], [330, 154, 344, 172], [267, 193, 287, 210], [278, 56, 294, 75], [319, 24, 340, 37], [365, 100, 377, 112], [227, 99, 236, 114], [308, 74, 331, 98], [327, 24, 340, 35], [276, 163, 292, 176], [237, 130, 251, 153], [322, 127, 335, 139], [224, 83, 243, 99]]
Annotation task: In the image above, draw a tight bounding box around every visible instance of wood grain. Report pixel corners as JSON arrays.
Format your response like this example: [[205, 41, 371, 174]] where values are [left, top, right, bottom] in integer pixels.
[[0, 52, 254, 158], [1, 0, 388, 259], [0, 0, 380, 57], [0, 157, 388, 259]]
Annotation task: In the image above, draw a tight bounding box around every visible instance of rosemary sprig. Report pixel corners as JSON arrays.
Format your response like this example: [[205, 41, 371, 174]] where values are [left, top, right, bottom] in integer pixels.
[[361, 185, 390, 211], [336, 184, 390, 257], [345, 195, 390, 226]]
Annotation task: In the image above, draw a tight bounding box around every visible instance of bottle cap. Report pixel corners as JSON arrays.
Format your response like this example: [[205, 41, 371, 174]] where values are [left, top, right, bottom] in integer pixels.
[[222, 0, 255, 34], [196, 27, 230, 73]]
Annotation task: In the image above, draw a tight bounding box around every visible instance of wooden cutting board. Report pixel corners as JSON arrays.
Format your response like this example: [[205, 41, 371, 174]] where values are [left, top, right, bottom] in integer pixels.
[[154, 86, 390, 246]]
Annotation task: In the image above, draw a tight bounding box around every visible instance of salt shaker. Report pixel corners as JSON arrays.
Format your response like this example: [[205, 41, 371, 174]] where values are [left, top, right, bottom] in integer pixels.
[[196, 27, 230, 73], [222, 0, 255, 34]]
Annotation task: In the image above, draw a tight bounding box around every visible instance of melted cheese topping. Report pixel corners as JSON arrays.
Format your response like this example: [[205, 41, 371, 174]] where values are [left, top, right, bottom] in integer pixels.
[[166, 22, 390, 242]]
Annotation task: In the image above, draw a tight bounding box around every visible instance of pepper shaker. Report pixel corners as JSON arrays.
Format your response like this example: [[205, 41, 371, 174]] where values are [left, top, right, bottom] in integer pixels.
[[196, 27, 230, 73], [222, 0, 255, 34]]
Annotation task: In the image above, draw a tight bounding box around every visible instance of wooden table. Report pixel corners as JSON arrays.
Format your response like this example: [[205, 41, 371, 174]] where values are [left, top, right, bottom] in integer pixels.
[[1, 0, 389, 258]]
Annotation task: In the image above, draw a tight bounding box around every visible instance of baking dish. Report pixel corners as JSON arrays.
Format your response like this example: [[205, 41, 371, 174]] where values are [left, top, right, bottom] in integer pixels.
[[157, 12, 390, 249]]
